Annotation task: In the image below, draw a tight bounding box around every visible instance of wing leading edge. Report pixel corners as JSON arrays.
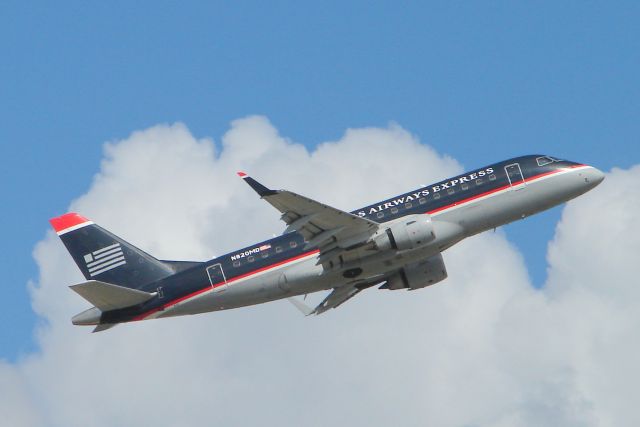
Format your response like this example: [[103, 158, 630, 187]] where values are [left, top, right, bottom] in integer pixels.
[[237, 172, 379, 266]]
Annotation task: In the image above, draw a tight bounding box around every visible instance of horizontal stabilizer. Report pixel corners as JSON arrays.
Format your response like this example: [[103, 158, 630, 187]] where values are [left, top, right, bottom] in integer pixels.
[[70, 280, 156, 311]]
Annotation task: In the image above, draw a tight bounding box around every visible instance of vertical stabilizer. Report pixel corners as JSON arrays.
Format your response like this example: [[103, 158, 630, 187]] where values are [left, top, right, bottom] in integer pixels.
[[50, 213, 175, 289]]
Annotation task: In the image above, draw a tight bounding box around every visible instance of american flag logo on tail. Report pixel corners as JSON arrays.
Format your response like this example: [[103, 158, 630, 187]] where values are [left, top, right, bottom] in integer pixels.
[[83, 243, 126, 277]]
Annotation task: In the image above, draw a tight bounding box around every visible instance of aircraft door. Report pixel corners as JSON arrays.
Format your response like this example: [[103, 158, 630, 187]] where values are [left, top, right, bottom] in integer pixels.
[[207, 263, 228, 292], [505, 163, 526, 190]]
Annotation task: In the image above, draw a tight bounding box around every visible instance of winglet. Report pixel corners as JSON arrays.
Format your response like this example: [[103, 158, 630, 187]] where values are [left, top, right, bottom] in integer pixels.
[[287, 297, 313, 316], [237, 172, 278, 197]]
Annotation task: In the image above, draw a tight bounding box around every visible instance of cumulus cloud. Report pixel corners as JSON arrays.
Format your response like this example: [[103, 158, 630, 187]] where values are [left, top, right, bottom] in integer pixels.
[[1, 116, 638, 426]]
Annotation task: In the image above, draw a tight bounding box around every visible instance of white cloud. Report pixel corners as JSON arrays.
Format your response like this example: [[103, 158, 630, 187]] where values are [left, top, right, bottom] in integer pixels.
[[0, 361, 41, 427], [2, 116, 638, 426]]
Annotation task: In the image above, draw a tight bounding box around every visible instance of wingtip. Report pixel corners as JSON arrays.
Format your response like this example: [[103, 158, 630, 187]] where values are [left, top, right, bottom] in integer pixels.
[[238, 173, 277, 197]]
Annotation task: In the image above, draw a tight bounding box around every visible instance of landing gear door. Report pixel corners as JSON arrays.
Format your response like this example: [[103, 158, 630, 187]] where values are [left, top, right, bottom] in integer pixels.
[[207, 263, 228, 292], [505, 163, 526, 190]]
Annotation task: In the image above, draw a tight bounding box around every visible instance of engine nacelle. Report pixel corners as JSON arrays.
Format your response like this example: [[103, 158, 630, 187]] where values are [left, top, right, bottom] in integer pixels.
[[374, 214, 436, 251], [384, 253, 448, 290]]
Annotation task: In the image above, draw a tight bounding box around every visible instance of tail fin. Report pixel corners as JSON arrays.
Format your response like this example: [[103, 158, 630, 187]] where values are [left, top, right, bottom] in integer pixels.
[[50, 213, 175, 289]]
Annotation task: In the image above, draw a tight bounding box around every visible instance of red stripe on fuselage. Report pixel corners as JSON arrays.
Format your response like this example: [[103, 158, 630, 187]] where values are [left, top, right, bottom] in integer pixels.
[[427, 167, 569, 215], [133, 165, 584, 321], [133, 249, 320, 320], [212, 250, 319, 289]]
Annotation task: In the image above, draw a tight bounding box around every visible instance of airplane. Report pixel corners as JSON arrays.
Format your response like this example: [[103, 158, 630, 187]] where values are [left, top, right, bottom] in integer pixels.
[[50, 155, 604, 332]]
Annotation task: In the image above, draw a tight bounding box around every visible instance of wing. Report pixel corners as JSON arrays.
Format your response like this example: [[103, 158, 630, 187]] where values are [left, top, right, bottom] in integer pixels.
[[312, 284, 363, 315], [287, 280, 382, 315], [238, 172, 379, 265]]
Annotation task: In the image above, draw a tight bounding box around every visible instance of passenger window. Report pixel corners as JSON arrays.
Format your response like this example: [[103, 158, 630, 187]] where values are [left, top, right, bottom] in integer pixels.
[[289, 241, 297, 248], [391, 207, 399, 214], [461, 183, 469, 190], [418, 197, 426, 205], [247, 256, 255, 263], [233, 261, 240, 267], [276, 246, 282, 253], [405, 202, 412, 209], [376, 211, 384, 219], [489, 174, 496, 181], [447, 188, 455, 195], [433, 193, 441, 200], [476, 178, 483, 185]]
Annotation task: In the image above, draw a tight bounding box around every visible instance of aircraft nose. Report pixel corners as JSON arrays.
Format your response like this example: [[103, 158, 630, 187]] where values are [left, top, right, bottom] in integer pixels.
[[587, 167, 605, 186], [579, 166, 605, 189]]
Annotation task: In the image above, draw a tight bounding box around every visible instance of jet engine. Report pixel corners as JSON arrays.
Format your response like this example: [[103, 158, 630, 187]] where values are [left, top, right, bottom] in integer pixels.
[[374, 214, 436, 251], [383, 253, 448, 290]]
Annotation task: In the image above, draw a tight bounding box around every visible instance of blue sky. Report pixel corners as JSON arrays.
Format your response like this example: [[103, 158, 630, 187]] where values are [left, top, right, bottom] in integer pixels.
[[1, 1, 638, 359]]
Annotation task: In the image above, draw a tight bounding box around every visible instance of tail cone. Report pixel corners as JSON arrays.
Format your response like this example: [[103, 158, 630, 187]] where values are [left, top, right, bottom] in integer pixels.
[[72, 307, 102, 325]]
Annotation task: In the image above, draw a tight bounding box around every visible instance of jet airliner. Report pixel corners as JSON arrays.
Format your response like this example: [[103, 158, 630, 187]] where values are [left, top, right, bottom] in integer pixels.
[[50, 155, 604, 332]]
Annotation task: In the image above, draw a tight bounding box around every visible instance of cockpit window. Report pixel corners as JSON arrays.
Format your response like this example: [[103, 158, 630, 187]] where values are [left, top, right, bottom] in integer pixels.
[[536, 156, 554, 166], [537, 156, 563, 166]]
